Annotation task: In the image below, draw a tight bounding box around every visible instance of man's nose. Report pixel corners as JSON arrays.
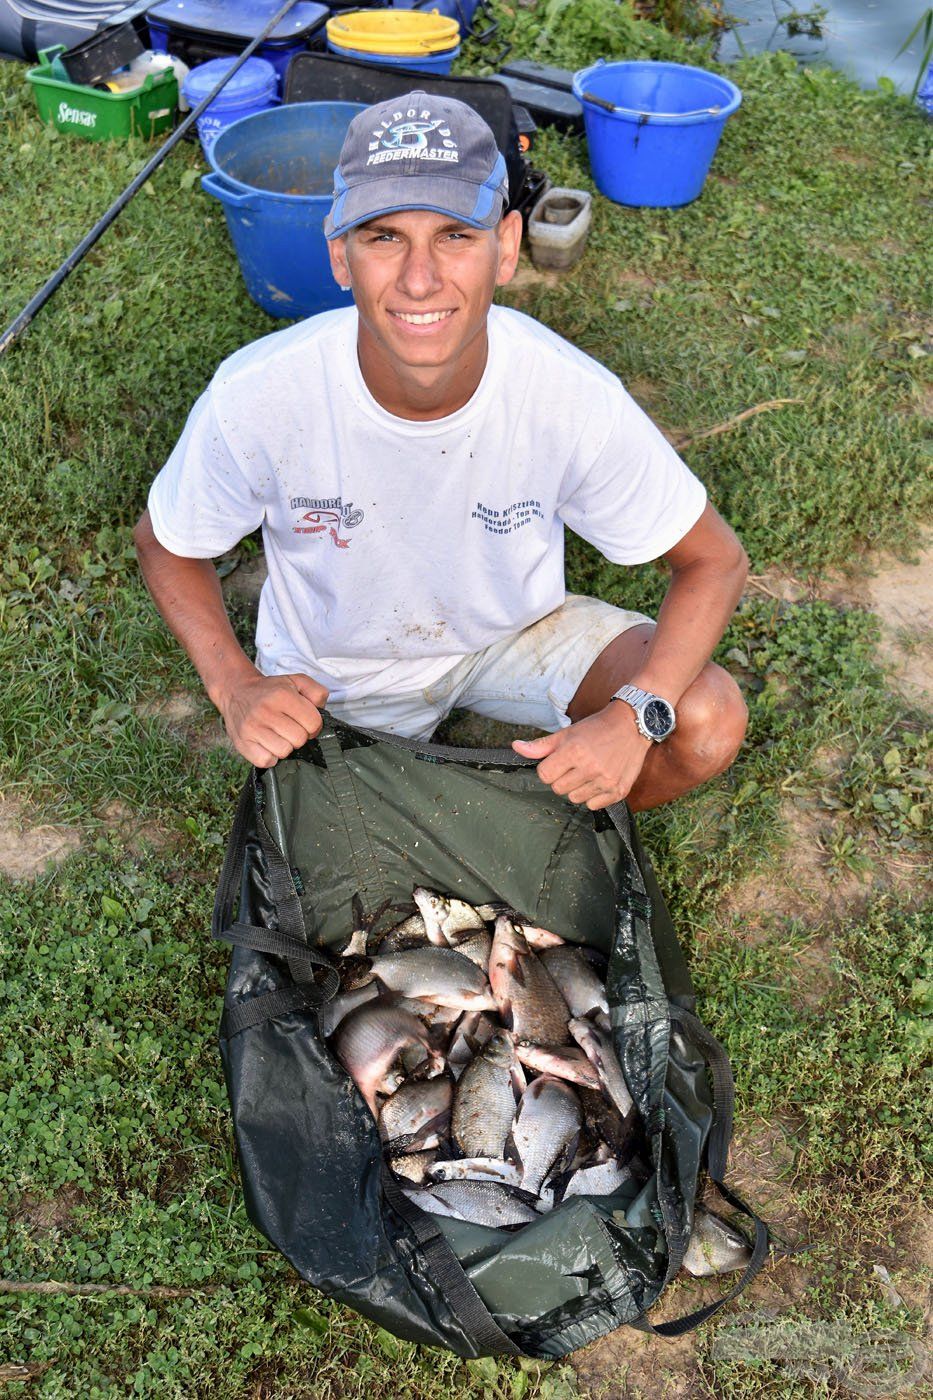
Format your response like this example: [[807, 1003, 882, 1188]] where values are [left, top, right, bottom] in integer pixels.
[[396, 243, 444, 299]]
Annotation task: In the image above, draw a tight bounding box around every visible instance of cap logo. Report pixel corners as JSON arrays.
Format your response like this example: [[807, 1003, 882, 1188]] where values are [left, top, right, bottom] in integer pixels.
[[365, 106, 460, 167]]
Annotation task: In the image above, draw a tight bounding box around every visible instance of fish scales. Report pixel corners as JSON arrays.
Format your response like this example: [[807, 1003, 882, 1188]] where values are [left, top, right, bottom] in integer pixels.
[[489, 916, 571, 1045], [507, 1075, 581, 1195], [452, 1032, 518, 1158], [540, 946, 610, 1023], [407, 1180, 538, 1228]]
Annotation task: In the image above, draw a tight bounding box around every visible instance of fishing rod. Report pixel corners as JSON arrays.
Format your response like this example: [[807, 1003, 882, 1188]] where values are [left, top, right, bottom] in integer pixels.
[[0, 0, 303, 356]]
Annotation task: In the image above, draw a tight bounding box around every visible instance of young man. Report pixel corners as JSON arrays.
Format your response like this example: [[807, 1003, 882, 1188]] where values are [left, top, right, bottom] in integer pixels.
[[135, 91, 749, 814]]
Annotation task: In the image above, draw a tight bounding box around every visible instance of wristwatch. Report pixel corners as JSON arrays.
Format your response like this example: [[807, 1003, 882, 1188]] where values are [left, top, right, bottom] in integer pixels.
[[610, 684, 677, 742]]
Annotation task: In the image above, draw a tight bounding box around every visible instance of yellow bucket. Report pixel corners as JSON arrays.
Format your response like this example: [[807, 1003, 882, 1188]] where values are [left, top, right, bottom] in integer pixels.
[[325, 9, 460, 55]]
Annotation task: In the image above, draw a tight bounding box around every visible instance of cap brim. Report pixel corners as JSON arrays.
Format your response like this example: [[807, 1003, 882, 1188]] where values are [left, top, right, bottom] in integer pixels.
[[324, 172, 505, 240]]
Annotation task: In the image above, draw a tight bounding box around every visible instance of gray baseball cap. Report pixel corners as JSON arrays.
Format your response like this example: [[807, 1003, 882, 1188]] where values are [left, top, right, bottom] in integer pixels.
[[324, 90, 509, 240]]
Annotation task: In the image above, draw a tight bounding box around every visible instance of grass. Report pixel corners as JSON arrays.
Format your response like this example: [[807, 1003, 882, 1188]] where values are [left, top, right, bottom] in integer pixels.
[[0, 5, 930, 1396]]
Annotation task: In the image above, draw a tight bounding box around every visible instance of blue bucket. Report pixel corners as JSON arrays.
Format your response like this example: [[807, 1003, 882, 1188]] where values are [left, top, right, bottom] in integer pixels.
[[202, 101, 365, 319], [572, 60, 741, 207], [183, 57, 278, 160], [324, 39, 460, 75]]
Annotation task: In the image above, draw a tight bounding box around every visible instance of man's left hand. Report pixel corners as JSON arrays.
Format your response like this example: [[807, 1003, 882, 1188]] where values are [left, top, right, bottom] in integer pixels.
[[512, 704, 653, 810]]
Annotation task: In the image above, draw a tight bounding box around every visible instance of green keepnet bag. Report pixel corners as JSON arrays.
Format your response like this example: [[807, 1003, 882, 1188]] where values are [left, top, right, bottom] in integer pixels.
[[212, 716, 769, 1358]]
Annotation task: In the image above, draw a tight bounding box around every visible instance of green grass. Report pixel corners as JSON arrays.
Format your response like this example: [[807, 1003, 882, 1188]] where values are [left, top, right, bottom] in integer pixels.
[[0, 8, 930, 1397]]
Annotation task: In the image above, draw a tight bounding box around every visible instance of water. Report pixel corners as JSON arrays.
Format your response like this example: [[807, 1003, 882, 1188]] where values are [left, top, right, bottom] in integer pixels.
[[716, 0, 930, 94]]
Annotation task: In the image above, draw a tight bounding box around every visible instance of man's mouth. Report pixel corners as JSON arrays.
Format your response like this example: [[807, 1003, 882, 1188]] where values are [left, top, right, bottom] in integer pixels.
[[390, 310, 455, 325]]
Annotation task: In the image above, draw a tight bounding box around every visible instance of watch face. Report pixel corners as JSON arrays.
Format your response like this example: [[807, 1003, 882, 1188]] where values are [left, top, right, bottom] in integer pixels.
[[642, 698, 674, 739]]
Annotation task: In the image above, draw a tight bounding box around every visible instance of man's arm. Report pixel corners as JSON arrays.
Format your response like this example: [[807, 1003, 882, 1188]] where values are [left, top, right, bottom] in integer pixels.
[[133, 510, 327, 767], [512, 504, 748, 805]]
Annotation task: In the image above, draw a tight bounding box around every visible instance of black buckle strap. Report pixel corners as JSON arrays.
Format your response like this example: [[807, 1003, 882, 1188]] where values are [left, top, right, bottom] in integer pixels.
[[380, 1166, 522, 1358], [221, 986, 314, 1039]]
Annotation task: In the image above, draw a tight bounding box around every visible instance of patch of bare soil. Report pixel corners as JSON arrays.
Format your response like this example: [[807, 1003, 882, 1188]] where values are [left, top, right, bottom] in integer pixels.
[[0, 796, 81, 880], [823, 537, 933, 712], [97, 799, 180, 855], [13, 1185, 86, 1237], [722, 799, 875, 930], [574, 1310, 703, 1400], [135, 690, 201, 724]]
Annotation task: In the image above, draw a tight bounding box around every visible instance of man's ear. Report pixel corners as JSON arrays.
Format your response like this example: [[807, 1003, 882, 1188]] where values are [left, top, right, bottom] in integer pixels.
[[494, 210, 523, 287], [328, 234, 351, 289]]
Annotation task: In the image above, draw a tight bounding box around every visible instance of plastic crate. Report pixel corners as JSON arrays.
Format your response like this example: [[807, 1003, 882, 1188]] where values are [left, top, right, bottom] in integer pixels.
[[26, 46, 177, 141], [60, 19, 146, 86]]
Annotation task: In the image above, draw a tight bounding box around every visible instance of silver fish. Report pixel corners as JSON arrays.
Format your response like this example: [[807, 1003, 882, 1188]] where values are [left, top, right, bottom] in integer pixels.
[[569, 1018, 634, 1119], [317, 982, 380, 1040], [405, 1181, 538, 1228], [334, 1004, 442, 1117], [507, 1075, 581, 1195], [390, 1149, 438, 1184], [377, 912, 430, 955], [490, 916, 571, 1046], [340, 927, 369, 958], [683, 1210, 753, 1277], [446, 928, 492, 971], [452, 1031, 520, 1158], [413, 888, 486, 946], [561, 1159, 633, 1199], [540, 946, 610, 1025], [428, 1157, 524, 1188], [515, 1043, 602, 1089], [381, 1077, 453, 1150], [365, 947, 497, 1011], [514, 920, 565, 951], [448, 1011, 497, 1076]]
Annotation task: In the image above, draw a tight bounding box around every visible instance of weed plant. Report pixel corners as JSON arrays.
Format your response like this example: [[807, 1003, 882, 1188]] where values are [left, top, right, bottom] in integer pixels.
[[0, 13, 930, 1398]]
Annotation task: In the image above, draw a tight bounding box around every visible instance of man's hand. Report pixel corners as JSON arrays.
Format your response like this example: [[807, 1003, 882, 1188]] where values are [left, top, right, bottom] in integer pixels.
[[218, 672, 329, 768], [512, 703, 652, 810]]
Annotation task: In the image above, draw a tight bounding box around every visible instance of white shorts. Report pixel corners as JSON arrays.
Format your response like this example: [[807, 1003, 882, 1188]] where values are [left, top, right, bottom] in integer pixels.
[[326, 594, 653, 741]]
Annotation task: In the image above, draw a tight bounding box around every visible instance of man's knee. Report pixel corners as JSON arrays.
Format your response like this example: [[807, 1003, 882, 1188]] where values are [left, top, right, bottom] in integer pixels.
[[675, 664, 747, 777]]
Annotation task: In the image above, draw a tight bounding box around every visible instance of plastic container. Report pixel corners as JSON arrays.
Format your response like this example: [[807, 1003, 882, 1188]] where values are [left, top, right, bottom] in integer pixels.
[[325, 40, 460, 74], [147, 0, 329, 91], [183, 56, 278, 157], [26, 44, 177, 140], [572, 59, 741, 208], [201, 101, 366, 319], [527, 185, 591, 270], [59, 18, 145, 85], [918, 60, 933, 118], [325, 9, 460, 55]]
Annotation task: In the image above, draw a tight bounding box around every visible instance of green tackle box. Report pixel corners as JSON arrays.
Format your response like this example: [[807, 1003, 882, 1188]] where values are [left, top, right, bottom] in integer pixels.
[[26, 47, 177, 141]]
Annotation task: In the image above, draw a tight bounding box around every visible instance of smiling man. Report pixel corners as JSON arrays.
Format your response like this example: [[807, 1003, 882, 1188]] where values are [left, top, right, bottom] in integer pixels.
[[135, 90, 749, 813]]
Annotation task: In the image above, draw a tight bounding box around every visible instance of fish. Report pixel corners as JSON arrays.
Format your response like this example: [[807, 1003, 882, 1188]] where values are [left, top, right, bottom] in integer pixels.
[[446, 928, 492, 971], [413, 888, 486, 946], [515, 1043, 602, 1090], [569, 1018, 634, 1119], [427, 1157, 524, 1188], [506, 1075, 581, 1195], [448, 1011, 497, 1075], [334, 1003, 443, 1117], [376, 912, 431, 955], [514, 920, 565, 951], [349, 947, 498, 1011], [682, 1210, 753, 1277], [389, 1149, 439, 1184], [316, 982, 380, 1040], [405, 1181, 538, 1228], [540, 946, 610, 1026], [560, 1159, 633, 1199], [489, 916, 571, 1046], [380, 1077, 453, 1151], [452, 1031, 521, 1159]]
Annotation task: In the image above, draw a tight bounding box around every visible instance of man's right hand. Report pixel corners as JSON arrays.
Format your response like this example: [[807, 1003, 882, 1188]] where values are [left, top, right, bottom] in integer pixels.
[[218, 672, 329, 768]]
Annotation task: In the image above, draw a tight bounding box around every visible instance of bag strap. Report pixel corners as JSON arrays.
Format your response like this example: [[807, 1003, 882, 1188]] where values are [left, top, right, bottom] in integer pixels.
[[634, 1007, 771, 1337], [212, 773, 256, 943], [380, 1166, 523, 1357]]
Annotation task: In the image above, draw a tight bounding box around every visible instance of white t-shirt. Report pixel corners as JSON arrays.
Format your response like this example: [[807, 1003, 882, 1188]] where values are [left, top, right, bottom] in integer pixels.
[[147, 305, 706, 702]]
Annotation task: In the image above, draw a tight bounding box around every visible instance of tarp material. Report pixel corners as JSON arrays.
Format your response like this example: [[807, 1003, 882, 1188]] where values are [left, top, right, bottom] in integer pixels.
[[213, 716, 769, 1357]]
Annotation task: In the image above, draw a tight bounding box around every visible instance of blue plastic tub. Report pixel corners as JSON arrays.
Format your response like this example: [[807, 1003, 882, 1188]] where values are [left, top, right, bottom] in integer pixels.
[[391, 0, 485, 30], [202, 101, 365, 319], [324, 39, 460, 75], [572, 60, 741, 207], [183, 57, 278, 158]]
